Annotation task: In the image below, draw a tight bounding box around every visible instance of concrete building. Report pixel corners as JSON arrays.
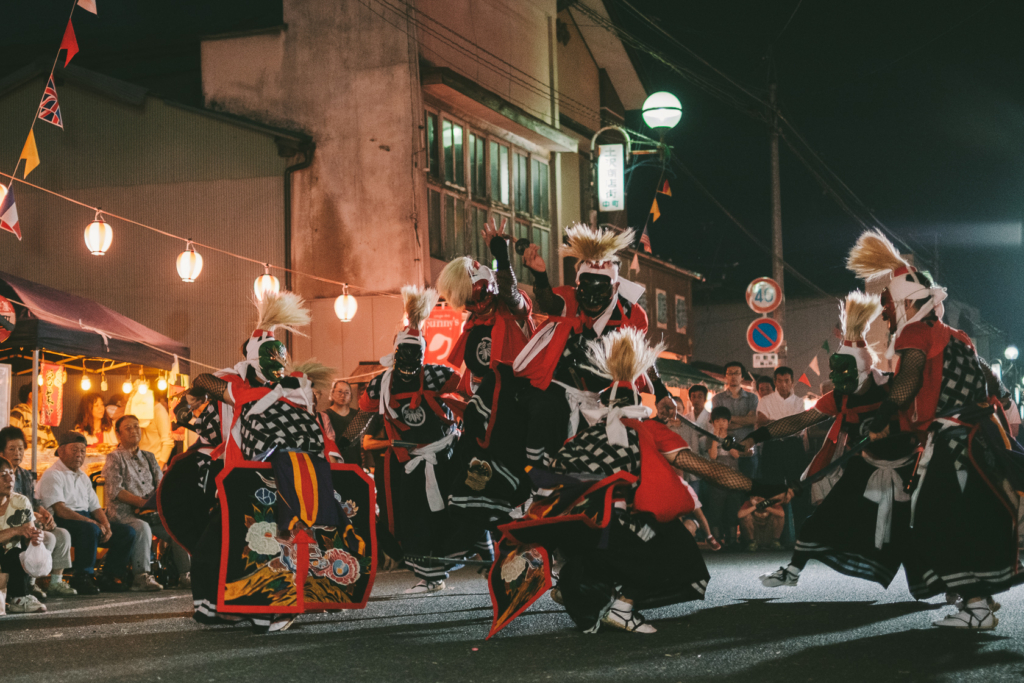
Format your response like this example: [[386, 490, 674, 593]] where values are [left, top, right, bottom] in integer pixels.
[[199, 0, 698, 373]]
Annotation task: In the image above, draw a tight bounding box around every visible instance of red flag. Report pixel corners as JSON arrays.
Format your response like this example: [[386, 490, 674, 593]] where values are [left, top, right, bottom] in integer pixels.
[[60, 20, 79, 67], [797, 373, 811, 387], [658, 180, 672, 196]]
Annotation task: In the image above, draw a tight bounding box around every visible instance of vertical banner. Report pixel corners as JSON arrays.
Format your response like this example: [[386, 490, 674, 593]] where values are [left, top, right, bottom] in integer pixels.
[[597, 144, 624, 212], [422, 306, 465, 370], [39, 363, 66, 427]]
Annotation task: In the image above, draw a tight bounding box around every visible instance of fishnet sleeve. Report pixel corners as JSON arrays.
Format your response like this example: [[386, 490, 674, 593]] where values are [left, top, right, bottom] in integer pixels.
[[766, 409, 829, 439], [888, 349, 926, 408], [669, 450, 753, 492], [341, 411, 380, 444], [193, 374, 229, 402]]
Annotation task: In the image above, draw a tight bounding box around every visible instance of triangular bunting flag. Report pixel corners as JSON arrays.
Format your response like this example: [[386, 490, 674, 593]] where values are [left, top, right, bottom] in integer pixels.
[[60, 20, 79, 67], [821, 339, 830, 353], [808, 356, 820, 375], [658, 180, 672, 196], [20, 130, 39, 177], [630, 252, 639, 273], [38, 76, 64, 129], [0, 186, 21, 240], [77, 0, 97, 13], [650, 197, 661, 222], [797, 372, 811, 387]]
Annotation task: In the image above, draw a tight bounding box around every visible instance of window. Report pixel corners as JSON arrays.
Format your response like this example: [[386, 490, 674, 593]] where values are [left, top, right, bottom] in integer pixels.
[[426, 108, 550, 277], [656, 289, 668, 329], [514, 153, 529, 214], [675, 295, 688, 333], [443, 119, 464, 185], [531, 159, 549, 221], [425, 113, 439, 178], [470, 133, 485, 197], [490, 141, 509, 205], [637, 290, 648, 312]]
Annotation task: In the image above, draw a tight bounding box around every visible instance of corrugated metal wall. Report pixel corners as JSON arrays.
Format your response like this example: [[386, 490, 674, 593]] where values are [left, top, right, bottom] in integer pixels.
[[0, 75, 289, 370]]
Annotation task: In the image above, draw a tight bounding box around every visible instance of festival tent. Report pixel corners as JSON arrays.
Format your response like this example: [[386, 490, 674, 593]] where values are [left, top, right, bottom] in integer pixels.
[[0, 270, 190, 469]]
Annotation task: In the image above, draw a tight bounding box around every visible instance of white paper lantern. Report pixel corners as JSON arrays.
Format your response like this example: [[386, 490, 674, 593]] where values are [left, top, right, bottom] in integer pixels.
[[334, 287, 358, 322], [84, 212, 113, 255], [254, 264, 280, 301], [641, 92, 683, 131], [176, 241, 204, 282]]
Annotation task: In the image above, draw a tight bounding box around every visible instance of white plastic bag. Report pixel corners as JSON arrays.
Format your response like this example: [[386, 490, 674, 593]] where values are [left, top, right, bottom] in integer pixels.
[[20, 538, 52, 578]]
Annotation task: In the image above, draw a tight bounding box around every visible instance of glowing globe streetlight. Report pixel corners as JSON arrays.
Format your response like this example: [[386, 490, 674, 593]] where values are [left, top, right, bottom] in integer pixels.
[[641, 92, 682, 131], [1005, 345, 1019, 361]]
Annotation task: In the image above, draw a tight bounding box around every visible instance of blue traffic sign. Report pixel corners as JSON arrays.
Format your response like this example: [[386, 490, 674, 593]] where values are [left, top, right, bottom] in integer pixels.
[[747, 317, 784, 353]]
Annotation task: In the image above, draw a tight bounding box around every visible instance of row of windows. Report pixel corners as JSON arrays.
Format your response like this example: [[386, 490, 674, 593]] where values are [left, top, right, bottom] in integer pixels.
[[638, 289, 688, 334], [425, 108, 552, 280]]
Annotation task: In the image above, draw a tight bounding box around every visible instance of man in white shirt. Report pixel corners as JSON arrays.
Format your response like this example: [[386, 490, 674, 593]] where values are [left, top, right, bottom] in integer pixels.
[[754, 367, 809, 541], [37, 432, 136, 595]]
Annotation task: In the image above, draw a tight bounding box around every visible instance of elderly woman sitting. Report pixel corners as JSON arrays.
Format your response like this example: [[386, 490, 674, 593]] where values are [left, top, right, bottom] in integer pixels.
[[0, 456, 49, 613]]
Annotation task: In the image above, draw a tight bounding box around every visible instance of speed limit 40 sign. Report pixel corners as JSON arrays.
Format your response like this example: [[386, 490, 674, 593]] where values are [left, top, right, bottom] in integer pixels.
[[746, 277, 782, 315]]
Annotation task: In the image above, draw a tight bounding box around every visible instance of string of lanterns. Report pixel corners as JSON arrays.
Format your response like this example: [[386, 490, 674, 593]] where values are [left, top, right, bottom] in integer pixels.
[[81, 212, 359, 322]]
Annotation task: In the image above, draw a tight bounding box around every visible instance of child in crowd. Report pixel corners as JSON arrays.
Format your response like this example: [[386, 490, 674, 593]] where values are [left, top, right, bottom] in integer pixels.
[[738, 497, 785, 552]]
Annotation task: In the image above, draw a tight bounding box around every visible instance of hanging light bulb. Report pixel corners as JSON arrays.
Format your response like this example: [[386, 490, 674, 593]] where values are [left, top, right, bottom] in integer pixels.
[[157, 375, 168, 391], [333, 284, 358, 322], [254, 264, 280, 301], [81, 374, 91, 391], [84, 210, 113, 255], [176, 240, 204, 282], [100, 375, 108, 391], [37, 373, 44, 386], [122, 373, 133, 394], [138, 379, 149, 395]]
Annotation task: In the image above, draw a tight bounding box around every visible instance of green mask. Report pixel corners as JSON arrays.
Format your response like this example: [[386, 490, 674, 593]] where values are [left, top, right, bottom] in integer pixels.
[[828, 352, 859, 396], [258, 340, 288, 382]]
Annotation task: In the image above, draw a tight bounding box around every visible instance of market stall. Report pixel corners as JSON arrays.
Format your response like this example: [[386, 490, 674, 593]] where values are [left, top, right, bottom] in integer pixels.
[[0, 270, 190, 474]]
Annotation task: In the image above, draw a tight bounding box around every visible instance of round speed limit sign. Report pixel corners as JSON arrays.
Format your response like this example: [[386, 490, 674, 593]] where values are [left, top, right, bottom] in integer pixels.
[[746, 277, 782, 315]]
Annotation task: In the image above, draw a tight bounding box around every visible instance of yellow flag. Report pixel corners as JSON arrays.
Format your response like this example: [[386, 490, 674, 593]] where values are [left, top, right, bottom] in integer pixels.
[[650, 197, 661, 222], [20, 130, 39, 177]]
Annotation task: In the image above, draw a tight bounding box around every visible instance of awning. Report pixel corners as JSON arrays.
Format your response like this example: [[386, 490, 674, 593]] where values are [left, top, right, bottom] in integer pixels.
[[0, 270, 189, 373], [656, 358, 722, 389]]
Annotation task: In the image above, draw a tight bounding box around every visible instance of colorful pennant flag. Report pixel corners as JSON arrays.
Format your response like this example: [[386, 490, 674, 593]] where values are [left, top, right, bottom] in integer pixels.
[[797, 372, 812, 387], [0, 187, 21, 240], [60, 20, 79, 67], [650, 196, 661, 222], [821, 339, 830, 353], [808, 356, 820, 375], [639, 225, 652, 253], [658, 180, 672, 196], [77, 0, 97, 14], [37, 76, 63, 129], [630, 252, 639, 273], [20, 130, 39, 177]]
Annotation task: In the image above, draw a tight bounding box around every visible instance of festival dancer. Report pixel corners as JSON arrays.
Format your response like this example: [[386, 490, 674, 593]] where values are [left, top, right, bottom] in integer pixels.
[[185, 360, 376, 633], [740, 292, 917, 590], [437, 217, 534, 555], [353, 286, 464, 594], [487, 329, 789, 637], [513, 224, 673, 466], [847, 229, 1021, 630]]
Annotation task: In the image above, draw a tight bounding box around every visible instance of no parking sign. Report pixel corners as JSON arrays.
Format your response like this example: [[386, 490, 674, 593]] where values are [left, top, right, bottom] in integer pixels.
[[747, 317, 784, 354]]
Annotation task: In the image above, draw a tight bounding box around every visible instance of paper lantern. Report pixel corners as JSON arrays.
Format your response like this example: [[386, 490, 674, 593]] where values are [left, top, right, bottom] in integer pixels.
[[334, 286, 358, 322], [254, 264, 280, 301], [84, 212, 113, 255], [176, 241, 203, 282], [641, 92, 682, 131]]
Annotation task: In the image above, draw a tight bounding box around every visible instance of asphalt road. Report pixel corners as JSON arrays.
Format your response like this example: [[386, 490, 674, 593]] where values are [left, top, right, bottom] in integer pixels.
[[3, 551, 1024, 683]]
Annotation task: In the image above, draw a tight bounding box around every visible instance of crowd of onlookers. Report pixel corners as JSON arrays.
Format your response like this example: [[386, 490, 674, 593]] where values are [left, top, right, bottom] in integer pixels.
[[0, 381, 191, 615], [657, 362, 809, 552]]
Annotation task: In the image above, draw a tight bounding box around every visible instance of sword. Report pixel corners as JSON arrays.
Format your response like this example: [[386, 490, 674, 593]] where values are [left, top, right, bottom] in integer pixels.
[[403, 553, 493, 567], [676, 415, 740, 451]]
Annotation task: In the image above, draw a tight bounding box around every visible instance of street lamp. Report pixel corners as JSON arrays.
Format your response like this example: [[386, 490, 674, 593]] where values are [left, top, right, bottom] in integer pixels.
[[641, 92, 682, 131], [1005, 345, 1019, 361]]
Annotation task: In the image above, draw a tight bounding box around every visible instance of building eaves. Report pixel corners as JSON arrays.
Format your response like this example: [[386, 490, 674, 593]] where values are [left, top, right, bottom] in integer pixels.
[[162, 100, 312, 145], [630, 248, 704, 282]]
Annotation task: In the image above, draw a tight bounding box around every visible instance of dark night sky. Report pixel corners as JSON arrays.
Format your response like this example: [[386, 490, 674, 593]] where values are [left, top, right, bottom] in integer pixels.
[[1, 0, 1022, 342]]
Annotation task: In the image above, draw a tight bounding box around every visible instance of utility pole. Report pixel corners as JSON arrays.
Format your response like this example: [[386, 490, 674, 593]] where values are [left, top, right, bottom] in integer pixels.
[[768, 78, 786, 364]]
